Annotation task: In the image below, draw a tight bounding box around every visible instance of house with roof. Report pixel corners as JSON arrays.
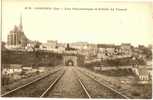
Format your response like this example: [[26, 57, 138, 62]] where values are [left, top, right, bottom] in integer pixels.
[[132, 66, 152, 84]]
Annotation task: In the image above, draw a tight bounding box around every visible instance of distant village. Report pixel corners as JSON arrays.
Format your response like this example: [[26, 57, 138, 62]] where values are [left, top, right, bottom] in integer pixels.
[[2, 15, 152, 62], [1, 15, 152, 86]]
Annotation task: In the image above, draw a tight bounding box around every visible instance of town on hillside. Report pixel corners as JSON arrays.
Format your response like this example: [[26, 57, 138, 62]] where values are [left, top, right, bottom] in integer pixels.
[[1, 15, 152, 99]]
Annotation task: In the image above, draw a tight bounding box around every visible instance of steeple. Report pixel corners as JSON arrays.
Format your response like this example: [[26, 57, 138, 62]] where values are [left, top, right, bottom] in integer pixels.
[[19, 13, 23, 31]]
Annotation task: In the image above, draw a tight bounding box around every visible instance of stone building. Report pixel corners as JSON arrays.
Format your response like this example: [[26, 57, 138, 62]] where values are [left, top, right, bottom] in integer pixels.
[[120, 43, 132, 57], [7, 15, 28, 49], [40, 40, 58, 51], [97, 44, 120, 59]]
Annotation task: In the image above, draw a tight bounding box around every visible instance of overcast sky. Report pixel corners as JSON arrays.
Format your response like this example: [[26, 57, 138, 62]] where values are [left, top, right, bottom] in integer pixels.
[[2, 1, 153, 46]]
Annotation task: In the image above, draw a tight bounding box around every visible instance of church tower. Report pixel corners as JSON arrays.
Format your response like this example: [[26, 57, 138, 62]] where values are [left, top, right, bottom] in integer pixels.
[[19, 14, 23, 31], [7, 14, 29, 48]]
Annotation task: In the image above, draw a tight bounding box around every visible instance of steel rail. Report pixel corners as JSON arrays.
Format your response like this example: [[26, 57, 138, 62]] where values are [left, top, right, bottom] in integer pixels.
[[77, 69, 129, 99], [73, 70, 91, 98], [1, 68, 62, 97], [40, 70, 65, 97]]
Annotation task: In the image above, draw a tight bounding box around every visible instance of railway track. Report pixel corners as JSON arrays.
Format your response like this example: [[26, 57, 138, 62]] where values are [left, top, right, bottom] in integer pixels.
[[75, 68, 129, 99], [40, 70, 65, 97], [1, 66, 130, 98], [73, 69, 91, 98], [1, 68, 65, 97], [41, 67, 88, 98]]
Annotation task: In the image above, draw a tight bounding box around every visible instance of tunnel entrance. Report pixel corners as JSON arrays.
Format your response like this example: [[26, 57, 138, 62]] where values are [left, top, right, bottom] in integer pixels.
[[66, 60, 74, 66], [63, 55, 78, 66]]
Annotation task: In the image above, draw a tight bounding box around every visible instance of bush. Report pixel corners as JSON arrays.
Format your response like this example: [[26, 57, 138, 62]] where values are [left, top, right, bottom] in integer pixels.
[[132, 91, 140, 96], [2, 76, 10, 85]]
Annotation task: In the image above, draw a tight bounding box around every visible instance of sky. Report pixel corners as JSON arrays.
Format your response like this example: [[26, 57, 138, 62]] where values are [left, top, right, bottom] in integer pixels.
[[2, 0, 153, 46]]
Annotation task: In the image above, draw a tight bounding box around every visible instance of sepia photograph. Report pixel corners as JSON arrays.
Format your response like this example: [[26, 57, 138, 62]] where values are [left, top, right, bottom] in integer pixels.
[[1, 0, 153, 99]]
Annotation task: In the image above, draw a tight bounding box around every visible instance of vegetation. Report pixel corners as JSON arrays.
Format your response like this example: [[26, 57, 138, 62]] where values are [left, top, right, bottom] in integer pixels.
[[97, 68, 135, 76], [84, 57, 146, 68], [1, 50, 63, 67]]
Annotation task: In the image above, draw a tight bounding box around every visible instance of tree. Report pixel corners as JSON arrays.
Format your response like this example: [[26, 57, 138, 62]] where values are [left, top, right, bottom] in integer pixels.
[[34, 41, 41, 49]]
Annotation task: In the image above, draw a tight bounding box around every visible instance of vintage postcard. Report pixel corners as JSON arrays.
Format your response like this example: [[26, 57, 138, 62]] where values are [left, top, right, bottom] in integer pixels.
[[1, 0, 153, 99]]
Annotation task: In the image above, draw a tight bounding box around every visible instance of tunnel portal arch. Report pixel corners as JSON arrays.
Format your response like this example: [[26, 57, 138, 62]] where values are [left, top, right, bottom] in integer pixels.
[[63, 55, 77, 66], [66, 59, 74, 66]]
